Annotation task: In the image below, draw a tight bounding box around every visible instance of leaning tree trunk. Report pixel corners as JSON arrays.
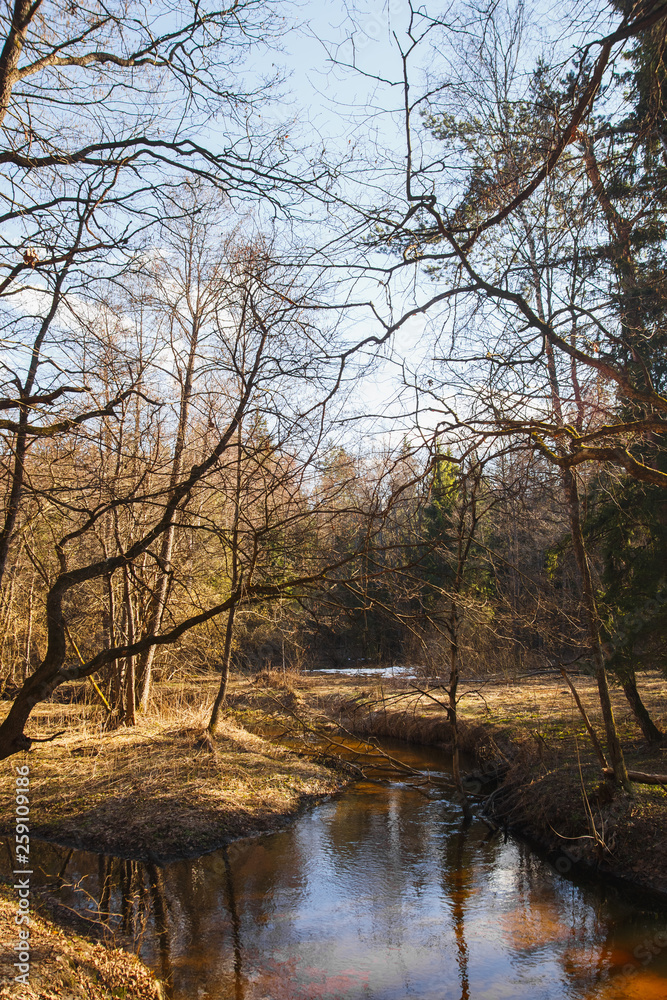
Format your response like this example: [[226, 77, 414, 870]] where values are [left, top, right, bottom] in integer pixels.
[[0, 687, 37, 758], [0, 649, 64, 760], [622, 671, 664, 744]]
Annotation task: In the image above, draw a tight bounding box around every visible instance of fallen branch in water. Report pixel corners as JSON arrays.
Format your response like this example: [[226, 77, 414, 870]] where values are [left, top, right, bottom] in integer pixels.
[[257, 687, 487, 797]]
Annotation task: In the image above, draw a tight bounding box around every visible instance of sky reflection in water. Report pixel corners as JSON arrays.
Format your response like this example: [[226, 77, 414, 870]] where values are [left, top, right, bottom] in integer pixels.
[[17, 744, 667, 1000]]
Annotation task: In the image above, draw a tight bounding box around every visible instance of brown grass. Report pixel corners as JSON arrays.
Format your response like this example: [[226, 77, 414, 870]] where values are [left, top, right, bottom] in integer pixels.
[[289, 670, 667, 752], [2, 667, 667, 892], [0, 885, 161, 999], [0, 686, 346, 860]]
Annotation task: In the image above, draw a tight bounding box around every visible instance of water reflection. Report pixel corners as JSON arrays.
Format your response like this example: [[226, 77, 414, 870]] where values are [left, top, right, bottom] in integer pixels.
[[7, 745, 667, 1000]]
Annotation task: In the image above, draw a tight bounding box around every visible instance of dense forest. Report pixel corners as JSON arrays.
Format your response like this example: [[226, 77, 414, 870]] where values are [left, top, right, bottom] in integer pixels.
[[0, 0, 665, 799]]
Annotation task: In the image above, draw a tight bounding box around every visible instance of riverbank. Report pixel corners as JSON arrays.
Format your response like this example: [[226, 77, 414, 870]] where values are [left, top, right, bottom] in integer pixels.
[[1, 668, 666, 892], [0, 683, 352, 997], [0, 690, 348, 862], [2, 670, 666, 1000], [0, 884, 161, 999], [257, 668, 667, 900]]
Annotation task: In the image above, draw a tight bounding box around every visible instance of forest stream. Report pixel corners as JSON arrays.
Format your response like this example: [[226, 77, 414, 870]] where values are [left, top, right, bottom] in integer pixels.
[[8, 739, 667, 1000]]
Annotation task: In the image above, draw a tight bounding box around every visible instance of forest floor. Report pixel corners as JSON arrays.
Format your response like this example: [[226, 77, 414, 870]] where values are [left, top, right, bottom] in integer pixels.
[[0, 686, 347, 862], [0, 681, 349, 997], [0, 883, 162, 1000]]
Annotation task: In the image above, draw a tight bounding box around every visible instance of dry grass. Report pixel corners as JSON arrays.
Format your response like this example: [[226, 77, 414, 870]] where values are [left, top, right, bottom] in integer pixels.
[[2, 667, 667, 890], [291, 670, 667, 752], [0, 885, 161, 999], [0, 676, 347, 997], [0, 688, 345, 860]]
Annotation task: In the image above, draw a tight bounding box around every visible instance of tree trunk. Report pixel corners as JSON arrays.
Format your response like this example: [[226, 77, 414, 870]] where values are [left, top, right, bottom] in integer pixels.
[[137, 528, 175, 712], [137, 320, 200, 712], [208, 604, 237, 732], [23, 576, 34, 683], [559, 665, 608, 769], [448, 622, 471, 822], [0, 691, 35, 758], [622, 672, 664, 744], [0, 572, 16, 683], [0, 659, 62, 760], [0, 266, 71, 589], [209, 418, 243, 732], [123, 567, 137, 725], [563, 469, 630, 790], [104, 570, 124, 717], [524, 223, 631, 791]]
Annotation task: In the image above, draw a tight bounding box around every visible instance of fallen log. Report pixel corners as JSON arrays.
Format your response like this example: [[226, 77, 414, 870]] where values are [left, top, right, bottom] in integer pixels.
[[603, 767, 667, 787]]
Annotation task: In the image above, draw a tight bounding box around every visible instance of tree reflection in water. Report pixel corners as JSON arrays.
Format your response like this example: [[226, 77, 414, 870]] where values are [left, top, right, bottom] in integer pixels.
[[222, 846, 245, 1000], [442, 826, 471, 1000], [7, 746, 667, 1000], [146, 862, 174, 996]]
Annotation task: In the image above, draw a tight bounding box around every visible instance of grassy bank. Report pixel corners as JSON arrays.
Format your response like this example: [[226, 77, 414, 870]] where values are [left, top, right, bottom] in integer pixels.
[[0, 683, 348, 861]]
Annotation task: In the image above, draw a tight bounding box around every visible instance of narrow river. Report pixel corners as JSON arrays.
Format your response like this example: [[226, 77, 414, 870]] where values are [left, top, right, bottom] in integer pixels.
[[15, 740, 667, 999]]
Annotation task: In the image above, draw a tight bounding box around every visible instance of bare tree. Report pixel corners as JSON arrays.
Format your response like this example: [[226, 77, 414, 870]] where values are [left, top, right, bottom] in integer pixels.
[[0, 0, 325, 597], [327, 0, 667, 785]]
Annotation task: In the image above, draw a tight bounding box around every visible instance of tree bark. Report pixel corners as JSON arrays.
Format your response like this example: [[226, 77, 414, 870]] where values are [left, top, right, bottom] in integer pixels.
[[563, 468, 630, 790], [0, 0, 35, 128], [622, 672, 664, 745], [0, 658, 62, 759], [23, 575, 34, 683]]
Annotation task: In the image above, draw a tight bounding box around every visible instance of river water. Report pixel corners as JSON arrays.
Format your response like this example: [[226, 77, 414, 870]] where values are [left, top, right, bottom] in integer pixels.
[[13, 740, 667, 1000]]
